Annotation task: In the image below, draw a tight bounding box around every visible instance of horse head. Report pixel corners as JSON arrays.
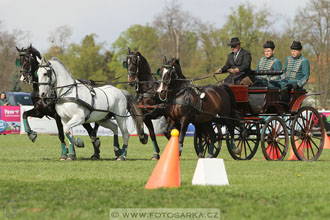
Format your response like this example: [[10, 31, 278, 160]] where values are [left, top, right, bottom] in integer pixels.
[[16, 44, 41, 83], [36, 57, 56, 99], [157, 57, 185, 101]]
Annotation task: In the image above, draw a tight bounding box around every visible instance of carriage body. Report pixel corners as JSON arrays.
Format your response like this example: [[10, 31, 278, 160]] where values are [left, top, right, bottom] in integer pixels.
[[195, 74, 324, 161]]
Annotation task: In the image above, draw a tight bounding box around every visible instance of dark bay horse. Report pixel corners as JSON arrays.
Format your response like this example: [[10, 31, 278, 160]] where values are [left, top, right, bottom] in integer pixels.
[[125, 48, 167, 160], [15, 45, 101, 160], [157, 58, 240, 157]]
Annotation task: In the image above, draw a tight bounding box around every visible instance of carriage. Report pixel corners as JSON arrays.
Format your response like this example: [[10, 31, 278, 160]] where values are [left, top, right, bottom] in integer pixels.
[[194, 70, 325, 161]]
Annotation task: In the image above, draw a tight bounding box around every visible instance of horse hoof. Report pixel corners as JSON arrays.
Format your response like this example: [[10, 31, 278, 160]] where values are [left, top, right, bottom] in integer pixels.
[[117, 155, 126, 161], [28, 131, 38, 142], [114, 147, 122, 157], [232, 148, 241, 155], [75, 138, 84, 148], [206, 154, 213, 158], [59, 154, 68, 160], [68, 154, 76, 160], [91, 154, 100, 160], [198, 153, 204, 158], [152, 153, 160, 160], [139, 134, 148, 145]]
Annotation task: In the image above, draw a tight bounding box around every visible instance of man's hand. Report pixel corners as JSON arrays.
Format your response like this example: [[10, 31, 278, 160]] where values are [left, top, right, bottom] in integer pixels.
[[228, 68, 239, 74], [215, 68, 222, 74]]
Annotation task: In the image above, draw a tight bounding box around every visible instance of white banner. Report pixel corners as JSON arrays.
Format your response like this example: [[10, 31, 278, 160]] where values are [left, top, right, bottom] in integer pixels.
[[20, 106, 167, 136]]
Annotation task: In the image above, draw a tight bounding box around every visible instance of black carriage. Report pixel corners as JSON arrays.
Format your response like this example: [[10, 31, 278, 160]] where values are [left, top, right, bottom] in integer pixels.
[[194, 71, 325, 161]]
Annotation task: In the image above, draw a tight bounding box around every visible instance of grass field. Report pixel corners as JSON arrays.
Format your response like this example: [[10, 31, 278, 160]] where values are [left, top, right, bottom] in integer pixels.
[[1, 134, 330, 220]]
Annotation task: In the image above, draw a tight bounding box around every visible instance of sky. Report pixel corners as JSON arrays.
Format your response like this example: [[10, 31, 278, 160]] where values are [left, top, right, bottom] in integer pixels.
[[1, 0, 310, 53]]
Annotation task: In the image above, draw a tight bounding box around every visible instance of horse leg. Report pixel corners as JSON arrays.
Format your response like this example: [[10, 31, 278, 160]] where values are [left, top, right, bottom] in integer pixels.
[[115, 117, 130, 161], [65, 131, 76, 160], [83, 123, 101, 160], [97, 120, 121, 158], [144, 118, 160, 160], [54, 114, 68, 160], [205, 124, 216, 158], [227, 123, 241, 155], [22, 108, 41, 142], [194, 126, 204, 158], [62, 115, 86, 160], [178, 119, 190, 156]]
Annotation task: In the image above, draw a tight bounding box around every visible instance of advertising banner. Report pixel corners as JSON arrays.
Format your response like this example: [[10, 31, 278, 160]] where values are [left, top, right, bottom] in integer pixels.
[[0, 106, 21, 134]]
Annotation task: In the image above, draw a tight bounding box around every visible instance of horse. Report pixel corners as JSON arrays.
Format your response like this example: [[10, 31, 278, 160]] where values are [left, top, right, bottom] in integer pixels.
[[124, 48, 168, 160], [156, 57, 240, 157], [36, 56, 147, 160], [16, 45, 102, 160]]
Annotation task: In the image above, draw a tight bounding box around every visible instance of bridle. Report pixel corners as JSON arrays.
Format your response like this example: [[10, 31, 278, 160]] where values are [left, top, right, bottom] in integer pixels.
[[125, 53, 141, 91], [37, 62, 58, 99], [16, 51, 36, 83], [158, 64, 178, 102]]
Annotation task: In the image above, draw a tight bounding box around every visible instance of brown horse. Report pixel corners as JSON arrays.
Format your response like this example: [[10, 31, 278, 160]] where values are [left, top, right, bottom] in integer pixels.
[[125, 48, 167, 159], [157, 58, 240, 157]]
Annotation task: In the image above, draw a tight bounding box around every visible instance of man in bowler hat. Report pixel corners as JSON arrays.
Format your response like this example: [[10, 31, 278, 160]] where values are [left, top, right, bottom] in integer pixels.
[[269, 41, 310, 101], [216, 37, 252, 85]]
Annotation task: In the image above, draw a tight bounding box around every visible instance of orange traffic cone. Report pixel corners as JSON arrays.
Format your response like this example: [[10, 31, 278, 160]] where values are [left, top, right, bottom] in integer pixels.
[[145, 129, 180, 189], [288, 137, 305, 160], [265, 145, 281, 160], [323, 130, 330, 149]]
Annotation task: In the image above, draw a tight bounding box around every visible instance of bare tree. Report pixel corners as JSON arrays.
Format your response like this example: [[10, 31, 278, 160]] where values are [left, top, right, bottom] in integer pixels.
[[47, 25, 73, 53], [295, 0, 330, 108], [153, 0, 200, 59]]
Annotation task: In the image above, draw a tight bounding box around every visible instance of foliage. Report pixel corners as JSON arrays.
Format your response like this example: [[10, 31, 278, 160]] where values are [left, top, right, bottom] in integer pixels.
[[294, 0, 330, 108]]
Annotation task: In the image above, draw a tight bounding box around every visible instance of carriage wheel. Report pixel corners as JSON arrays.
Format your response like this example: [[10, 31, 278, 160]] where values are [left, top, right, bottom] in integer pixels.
[[194, 124, 222, 158], [261, 116, 289, 161], [291, 106, 324, 161], [226, 121, 260, 160]]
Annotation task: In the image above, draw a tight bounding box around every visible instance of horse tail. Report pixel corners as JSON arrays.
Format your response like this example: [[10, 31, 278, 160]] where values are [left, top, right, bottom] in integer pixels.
[[121, 90, 147, 143]]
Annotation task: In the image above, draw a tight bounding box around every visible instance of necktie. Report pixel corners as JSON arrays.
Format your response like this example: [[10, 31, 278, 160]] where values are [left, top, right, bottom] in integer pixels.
[[234, 52, 238, 60]]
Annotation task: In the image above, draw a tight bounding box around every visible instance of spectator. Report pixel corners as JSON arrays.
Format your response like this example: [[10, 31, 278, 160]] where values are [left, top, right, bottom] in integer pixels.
[[0, 92, 9, 106]]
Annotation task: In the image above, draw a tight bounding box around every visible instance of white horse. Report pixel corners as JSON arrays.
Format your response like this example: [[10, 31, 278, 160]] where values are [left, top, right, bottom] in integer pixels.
[[36, 57, 147, 160]]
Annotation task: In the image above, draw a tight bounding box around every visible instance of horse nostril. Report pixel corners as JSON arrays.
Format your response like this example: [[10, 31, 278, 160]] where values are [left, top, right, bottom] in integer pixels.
[[41, 92, 46, 98]]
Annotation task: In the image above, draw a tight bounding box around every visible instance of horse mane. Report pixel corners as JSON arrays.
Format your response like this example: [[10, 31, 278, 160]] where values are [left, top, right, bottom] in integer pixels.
[[136, 52, 151, 74], [171, 58, 185, 79], [50, 57, 75, 79]]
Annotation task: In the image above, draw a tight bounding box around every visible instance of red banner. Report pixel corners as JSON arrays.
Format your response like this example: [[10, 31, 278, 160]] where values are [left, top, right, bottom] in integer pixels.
[[0, 106, 21, 134]]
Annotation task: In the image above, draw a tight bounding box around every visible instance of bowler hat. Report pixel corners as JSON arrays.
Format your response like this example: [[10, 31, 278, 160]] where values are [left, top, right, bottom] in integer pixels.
[[263, 40, 275, 49], [227, 37, 241, 46], [290, 41, 302, 50]]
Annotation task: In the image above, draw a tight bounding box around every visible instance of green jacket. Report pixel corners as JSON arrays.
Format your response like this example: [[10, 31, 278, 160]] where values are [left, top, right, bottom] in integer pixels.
[[256, 56, 282, 80], [0, 98, 8, 106], [282, 54, 310, 87]]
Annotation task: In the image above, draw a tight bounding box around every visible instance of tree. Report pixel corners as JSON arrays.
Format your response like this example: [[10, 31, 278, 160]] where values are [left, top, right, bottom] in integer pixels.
[[0, 25, 28, 92], [153, 0, 200, 60], [294, 0, 330, 108], [47, 25, 73, 54], [219, 3, 272, 68], [61, 34, 114, 83]]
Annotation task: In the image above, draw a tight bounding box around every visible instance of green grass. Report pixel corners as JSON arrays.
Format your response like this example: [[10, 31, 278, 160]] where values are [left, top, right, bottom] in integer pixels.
[[1, 134, 330, 219]]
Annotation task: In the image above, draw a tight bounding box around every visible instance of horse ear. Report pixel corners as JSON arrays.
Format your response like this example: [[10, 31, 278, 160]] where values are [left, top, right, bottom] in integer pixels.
[[128, 47, 131, 54], [163, 56, 167, 64], [16, 46, 20, 52], [36, 56, 42, 64], [134, 47, 138, 53]]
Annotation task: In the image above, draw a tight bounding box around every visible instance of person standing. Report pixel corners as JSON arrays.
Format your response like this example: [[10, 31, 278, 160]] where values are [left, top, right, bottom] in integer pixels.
[[254, 40, 282, 86], [216, 37, 252, 85], [0, 92, 8, 106]]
